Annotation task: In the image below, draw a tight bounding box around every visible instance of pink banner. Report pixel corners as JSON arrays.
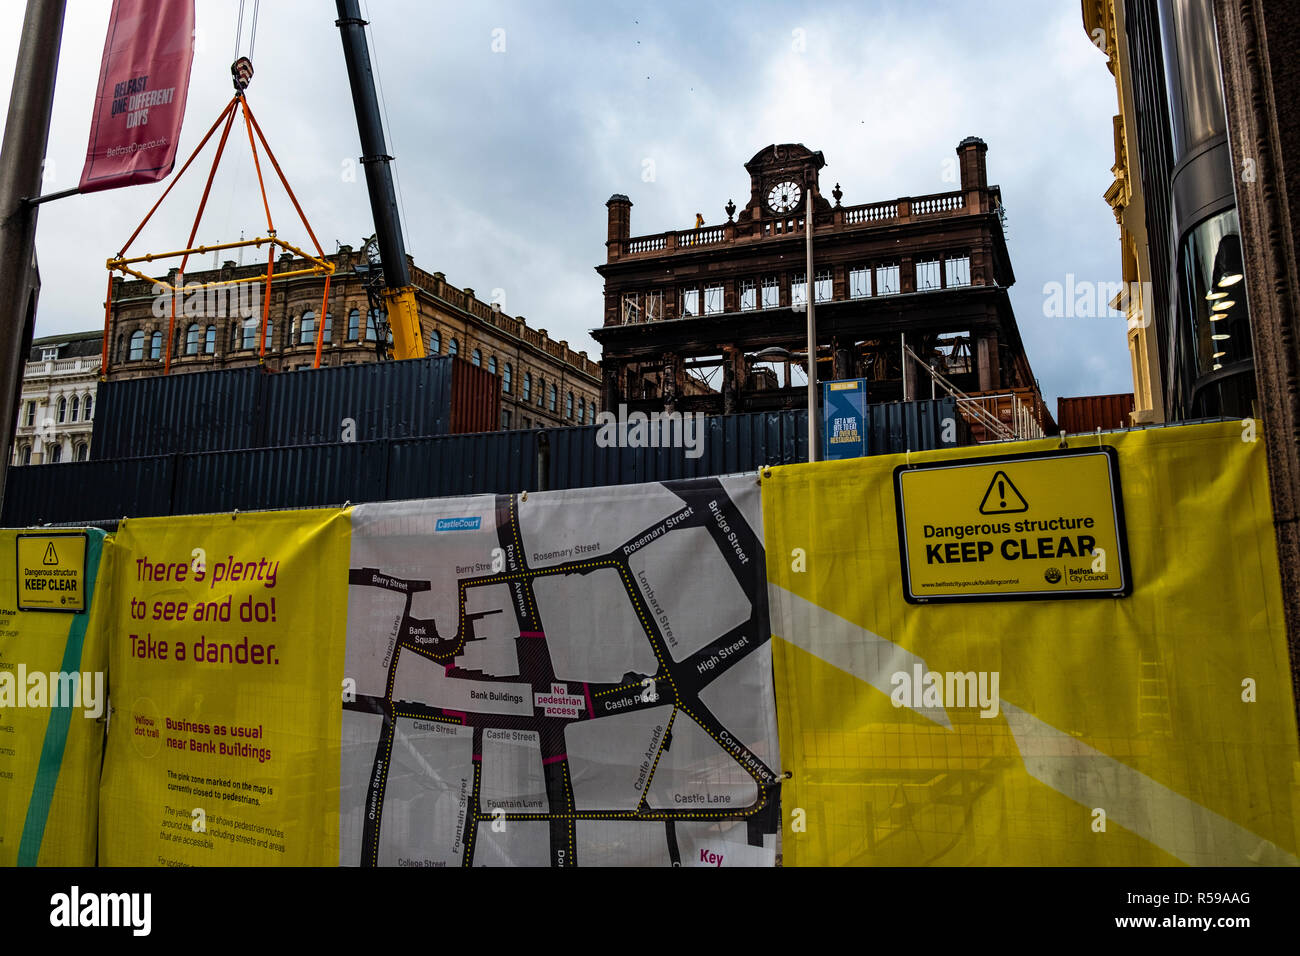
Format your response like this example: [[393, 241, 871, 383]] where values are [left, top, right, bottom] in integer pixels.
[[79, 0, 195, 194]]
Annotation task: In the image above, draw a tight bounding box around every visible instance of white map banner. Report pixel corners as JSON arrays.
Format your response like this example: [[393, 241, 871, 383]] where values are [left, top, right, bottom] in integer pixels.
[[339, 477, 781, 866]]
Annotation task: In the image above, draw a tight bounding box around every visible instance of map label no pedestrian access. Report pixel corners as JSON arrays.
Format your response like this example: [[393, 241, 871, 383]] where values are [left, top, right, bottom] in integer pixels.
[[894, 447, 1131, 603]]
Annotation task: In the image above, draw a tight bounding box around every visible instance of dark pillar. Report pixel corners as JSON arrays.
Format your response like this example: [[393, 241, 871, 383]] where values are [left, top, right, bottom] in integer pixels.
[[601, 361, 621, 411], [1215, 0, 1300, 723], [976, 331, 1000, 391], [832, 336, 853, 380], [0, 0, 66, 508]]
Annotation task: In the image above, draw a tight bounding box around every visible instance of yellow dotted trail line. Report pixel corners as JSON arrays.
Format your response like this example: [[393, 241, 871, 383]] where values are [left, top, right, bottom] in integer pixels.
[[392, 709, 461, 726], [508, 495, 538, 622], [637, 707, 677, 812], [462, 760, 482, 867], [614, 565, 680, 703], [561, 761, 575, 863], [370, 719, 395, 867], [675, 703, 776, 802], [594, 679, 653, 699]]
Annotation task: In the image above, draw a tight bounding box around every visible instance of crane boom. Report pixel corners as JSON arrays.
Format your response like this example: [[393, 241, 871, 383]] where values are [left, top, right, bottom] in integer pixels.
[[334, 0, 424, 360]]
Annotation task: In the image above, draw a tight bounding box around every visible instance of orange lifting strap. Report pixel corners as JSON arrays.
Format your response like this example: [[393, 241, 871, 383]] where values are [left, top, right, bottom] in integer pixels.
[[103, 92, 334, 376]]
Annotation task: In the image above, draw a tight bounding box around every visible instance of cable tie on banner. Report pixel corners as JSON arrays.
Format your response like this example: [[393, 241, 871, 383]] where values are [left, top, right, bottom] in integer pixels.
[[1058, 430, 1068, 449], [342, 500, 351, 510], [232, 509, 240, 521], [1096, 426, 1103, 447], [905, 448, 912, 468], [520, 490, 528, 502]]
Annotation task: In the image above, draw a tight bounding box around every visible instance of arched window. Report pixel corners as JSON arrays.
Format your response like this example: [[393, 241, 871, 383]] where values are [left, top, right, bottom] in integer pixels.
[[537, 376, 545, 406], [578, 397, 584, 422], [471, 348, 481, 367], [523, 372, 531, 402], [116, 334, 125, 362], [71, 396, 80, 421], [323, 313, 333, 344], [566, 391, 573, 419], [300, 311, 317, 345], [19, 445, 30, 466], [49, 444, 62, 464], [548, 383, 557, 412], [205, 325, 216, 354], [57, 397, 66, 423], [365, 310, 379, 342], [186, 323, 200, 355], [75, 443, 88, 462], [430, 330, 441, 354], [488, 355, 496, 376], [347, 309, 360, 341], [448, 338, 458, 356], [129, 330, 145, 360], [150, 331, 162, 359], [230, 321, 240, 351], [84, 395, 93, 420], [502, 363, 512, 393]]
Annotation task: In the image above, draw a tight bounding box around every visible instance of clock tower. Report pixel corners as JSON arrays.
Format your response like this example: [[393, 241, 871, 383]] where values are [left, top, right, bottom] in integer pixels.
[[739, 143, 830, 221]]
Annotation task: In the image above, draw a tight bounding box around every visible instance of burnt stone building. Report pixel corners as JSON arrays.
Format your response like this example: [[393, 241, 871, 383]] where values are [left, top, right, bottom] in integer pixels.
[[593, 139, 1051, 433]]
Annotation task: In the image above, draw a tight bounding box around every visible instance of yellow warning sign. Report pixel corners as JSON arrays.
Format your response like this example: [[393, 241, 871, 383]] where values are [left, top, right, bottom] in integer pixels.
[[16, 532, 87, 612], [894, 447, 1130, 602]]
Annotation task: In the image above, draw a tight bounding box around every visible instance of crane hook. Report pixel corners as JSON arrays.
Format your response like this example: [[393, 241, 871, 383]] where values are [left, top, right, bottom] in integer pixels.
[[231, 57, 254, 92]]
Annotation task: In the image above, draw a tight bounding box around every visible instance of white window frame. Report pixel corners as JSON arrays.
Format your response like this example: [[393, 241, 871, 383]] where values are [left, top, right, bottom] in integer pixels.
[[680, 288, 700, 318], [791, 273, 807, 308], [916, 258, 942, 292], [815, 268, 833, 303], [945, 255, 971, 288], [876, 264, 900, 296], [703, 284, 724, 315], [850, 266, 871, 298]]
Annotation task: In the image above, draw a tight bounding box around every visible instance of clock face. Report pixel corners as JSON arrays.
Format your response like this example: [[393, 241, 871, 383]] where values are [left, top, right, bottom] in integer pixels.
[[363, 236, 382, 266], [767, 180, 802, 213]]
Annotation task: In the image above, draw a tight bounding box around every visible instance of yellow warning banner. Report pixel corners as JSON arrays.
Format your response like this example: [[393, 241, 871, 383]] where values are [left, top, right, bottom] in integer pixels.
[[895, 447, 1130, 601], [765, 421, 1300, 866], [98, 510, 348, 866], [16, 533, 88, 613], [0, 529, 110, 866]]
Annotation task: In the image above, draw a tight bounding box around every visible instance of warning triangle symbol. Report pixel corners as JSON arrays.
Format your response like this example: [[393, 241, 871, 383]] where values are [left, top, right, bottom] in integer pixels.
[[42, 542, 59, 565], [978, 471, 1029, 514]]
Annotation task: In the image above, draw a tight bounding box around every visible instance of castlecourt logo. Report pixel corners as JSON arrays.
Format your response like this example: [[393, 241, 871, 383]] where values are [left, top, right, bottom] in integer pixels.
[[50, 886, 151, 936], [890, 664, 1000, 718], [0, 665, 104, 718], [595, 403, 705, 460], [151, 280, 260, 320]]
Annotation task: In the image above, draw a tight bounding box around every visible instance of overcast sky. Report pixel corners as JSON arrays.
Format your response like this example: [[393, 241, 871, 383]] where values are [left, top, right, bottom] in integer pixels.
[[1, 0, 1129, 407]]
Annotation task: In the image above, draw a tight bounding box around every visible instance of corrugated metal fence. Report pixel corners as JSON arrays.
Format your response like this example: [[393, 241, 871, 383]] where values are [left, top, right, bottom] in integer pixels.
[[90, 356, 498, 458], [11, 400, 960, 526]]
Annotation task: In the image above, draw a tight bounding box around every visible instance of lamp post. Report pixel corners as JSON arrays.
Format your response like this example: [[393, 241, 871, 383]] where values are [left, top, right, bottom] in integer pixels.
[[805, 189, 818, 461]]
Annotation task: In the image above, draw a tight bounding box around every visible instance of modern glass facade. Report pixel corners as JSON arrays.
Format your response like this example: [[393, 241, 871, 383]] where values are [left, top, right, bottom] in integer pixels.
[[1126, 0, 1256, 420]]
